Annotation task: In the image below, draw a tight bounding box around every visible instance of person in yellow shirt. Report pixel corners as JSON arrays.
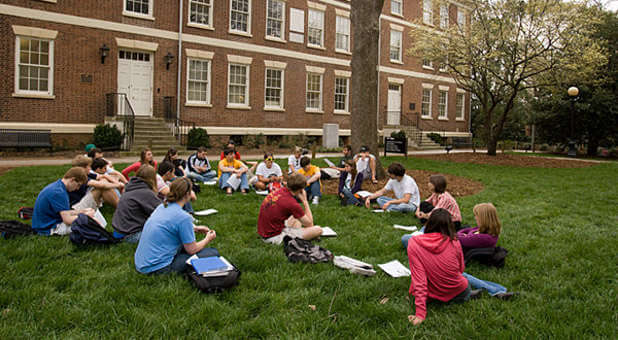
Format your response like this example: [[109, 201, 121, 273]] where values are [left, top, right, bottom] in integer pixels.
[[218, 148, 249, 195], [297, 156, 321, 205]]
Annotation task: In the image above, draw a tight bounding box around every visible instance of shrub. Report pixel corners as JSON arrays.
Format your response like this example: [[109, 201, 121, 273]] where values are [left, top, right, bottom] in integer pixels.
[[427, 133, 445, 145], [390, 130, 407, 141], [187, 128, 210, 149], [93, 124, 123, 149], [247, 133, 265, 149]]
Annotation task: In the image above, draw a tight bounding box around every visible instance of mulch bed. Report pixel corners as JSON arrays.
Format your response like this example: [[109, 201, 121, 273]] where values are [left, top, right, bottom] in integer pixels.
[[413, 152, 594, 168]]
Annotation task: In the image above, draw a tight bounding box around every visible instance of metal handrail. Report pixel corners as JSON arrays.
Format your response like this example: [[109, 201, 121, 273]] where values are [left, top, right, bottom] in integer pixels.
[[163, 96, 196, 146]]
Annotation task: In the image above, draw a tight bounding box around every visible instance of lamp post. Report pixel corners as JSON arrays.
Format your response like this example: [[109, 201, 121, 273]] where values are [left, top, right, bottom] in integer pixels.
[[567, 86, 579, 157]]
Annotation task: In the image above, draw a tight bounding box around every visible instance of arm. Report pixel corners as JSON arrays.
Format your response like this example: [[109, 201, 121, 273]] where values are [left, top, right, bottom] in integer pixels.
[[408, 248, 429, 321], [294, 190, 313, 227], [337, 173, 346, 193], [306, 167, 321, 184], [350, 173, 364, 193], [458, 232, 498, 249], [365, 187, 387, 208], [87, 179, 124, 190], [382, 193, 411, 210], [257, 175, 271, 183], [369, 156, 377, 181], [183, 228, 216, 255], [109, 169, 128, 184], [121, 162, 140, 179], [59, 208, 95, 225]]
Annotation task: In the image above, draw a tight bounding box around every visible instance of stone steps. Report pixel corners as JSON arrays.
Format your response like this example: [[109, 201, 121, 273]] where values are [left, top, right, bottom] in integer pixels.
[[130, 117, 185, 153]]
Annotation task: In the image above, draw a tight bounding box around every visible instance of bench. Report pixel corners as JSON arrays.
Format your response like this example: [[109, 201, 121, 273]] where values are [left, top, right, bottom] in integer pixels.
[[452, 137, 474, 149], [0, 129, 52, 149]]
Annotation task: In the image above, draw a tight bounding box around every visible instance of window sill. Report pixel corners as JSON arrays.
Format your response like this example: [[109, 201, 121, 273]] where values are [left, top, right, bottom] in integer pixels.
[[423, 21, 435, 27], [264, 107, 285, 112], [421, 116, 433, 120], [187, 22, 214, 31], [229, 30, 253, 38], [438, 117, 449, 121], [335, 49, 351, 55], [122, 11, 155, 21], [226, 104, 251, 110], [456, 118, 465, 121], [422, 65, 434, 70], [305, 109, 324, 114], [265, 36, 286, 43], [185, 102, 212, 107], [390, 12, 404, 18], [38, 0, 57, 3], [307, 44, 325, 51], [334, 110, 350, 115], [390, 59, 403, 65], [12, 92, 55, 99]]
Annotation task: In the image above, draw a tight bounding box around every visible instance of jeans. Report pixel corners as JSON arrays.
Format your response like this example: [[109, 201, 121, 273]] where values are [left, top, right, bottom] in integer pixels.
[[219, 172, 249, 191], [340, 187, 361, 205], [187, 170, 217, 182], [151, 247, 220, 274], [305, 181, 321, 199], [183, 201, 194, 214], [377, 196, 417, 213], [123, 231, 142, 244], [462, 272, 507, 296], [401, 227, 425, 248]]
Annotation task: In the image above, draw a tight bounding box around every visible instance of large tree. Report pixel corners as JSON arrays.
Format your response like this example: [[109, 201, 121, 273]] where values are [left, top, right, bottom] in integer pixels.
[[408, 0, 605, 155]]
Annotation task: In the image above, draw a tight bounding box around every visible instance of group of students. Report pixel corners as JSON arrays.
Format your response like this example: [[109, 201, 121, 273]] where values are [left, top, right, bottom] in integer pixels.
[[30, 143, 513, 325]]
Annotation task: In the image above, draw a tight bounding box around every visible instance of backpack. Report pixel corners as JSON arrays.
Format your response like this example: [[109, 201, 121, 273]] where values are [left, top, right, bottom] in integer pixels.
[[185, 261, 241, 293], [0, 220, 35, 239], [69, 214, 119, 246], [464, 247, 508, 268], [283, 236, 333, 264], [17, 207, 34, 220]]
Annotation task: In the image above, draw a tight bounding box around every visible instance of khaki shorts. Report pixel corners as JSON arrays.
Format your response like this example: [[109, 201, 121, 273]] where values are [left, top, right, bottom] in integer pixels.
[[262, 226, 304, 245], [72, 191, 100, 211]]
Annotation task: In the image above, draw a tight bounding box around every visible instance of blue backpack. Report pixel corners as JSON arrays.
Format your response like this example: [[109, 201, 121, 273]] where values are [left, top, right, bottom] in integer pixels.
[[69, 214, 119, 246]]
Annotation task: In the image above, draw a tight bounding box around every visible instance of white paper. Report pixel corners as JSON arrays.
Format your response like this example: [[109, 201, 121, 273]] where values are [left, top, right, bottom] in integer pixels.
[[372, 209, 384, 213], [255, 190, 269, 195], [324, 158, 335, 167], [194, 209, 218, 216], [393, 224, 418, 232], [203, 180, 217, 185], [226, 174, 241, 190], [356, 191, 373, 198], [335, 255, 373, 269], [185, 254, 199, 265], [321, 226, 337, 237], [378, 260, 411, 278], [94, 209, 107, 228]]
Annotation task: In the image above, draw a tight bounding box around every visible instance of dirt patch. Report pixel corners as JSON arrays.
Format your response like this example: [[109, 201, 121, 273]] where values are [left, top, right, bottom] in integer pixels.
[[322, 169, 483, 198], [414, 152, 594, 168], [0, 167, 12, 177]]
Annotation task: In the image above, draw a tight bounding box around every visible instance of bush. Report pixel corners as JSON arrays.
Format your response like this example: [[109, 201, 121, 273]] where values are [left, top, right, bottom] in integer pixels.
[[390, 130, 407, 140], [93, 124, 123, 149], [247, 133, 265, 149], [187, 128, 210, 149], [427, 133, 445, 145]]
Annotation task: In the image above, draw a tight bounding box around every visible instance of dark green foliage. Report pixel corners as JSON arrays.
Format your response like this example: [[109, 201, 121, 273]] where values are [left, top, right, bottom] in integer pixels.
[[92, 124, 123, 149], [427, 133, 445, 145], [390, 130, 406, 141], [187, 128, 210, 149]]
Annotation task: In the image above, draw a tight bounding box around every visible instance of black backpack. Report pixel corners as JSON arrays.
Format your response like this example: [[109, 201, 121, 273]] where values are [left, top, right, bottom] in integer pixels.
[[0, 220, 35, 239], [69, 214, 119, 246], [464, 247, 508, 268], [17, 207, 34, 220], [185, 261, 241, 293], [283, 236, 333, 264]]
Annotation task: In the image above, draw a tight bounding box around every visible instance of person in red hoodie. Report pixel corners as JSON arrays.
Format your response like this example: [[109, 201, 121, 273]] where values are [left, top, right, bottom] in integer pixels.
[[407, 209, 514, 326]]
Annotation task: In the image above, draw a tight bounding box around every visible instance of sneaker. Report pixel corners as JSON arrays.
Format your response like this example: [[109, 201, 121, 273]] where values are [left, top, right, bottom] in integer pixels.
[[312, 196, 320, 205], [493, 292, 516, 300], [469, 289, 483, 300]]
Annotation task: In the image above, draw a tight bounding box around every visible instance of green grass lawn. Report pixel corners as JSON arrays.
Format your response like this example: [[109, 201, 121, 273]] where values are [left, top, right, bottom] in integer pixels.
[[0, 157, 616, 338]]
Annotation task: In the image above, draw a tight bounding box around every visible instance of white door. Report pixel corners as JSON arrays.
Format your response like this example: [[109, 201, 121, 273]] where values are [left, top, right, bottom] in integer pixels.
[[117, 50, 153, 116], [387, 84, 402, 125]]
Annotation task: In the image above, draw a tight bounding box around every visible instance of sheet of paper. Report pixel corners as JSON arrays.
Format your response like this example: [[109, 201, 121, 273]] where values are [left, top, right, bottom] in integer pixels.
[[378, 260, 411, 278], [226, 174, 241, 190], [321, 226, 337, 237], [324, 158, 335, 167], [255, 190, 269, 195], [203, 180, 217, 185], [356, 191, 373, 198], [393, 224, 418, 232], [185, 254, 198, 265], [372, 209, 384, 213], [194, 209, 218, 216], [94, 209, 107, 228], [335, 255, 373, 269]]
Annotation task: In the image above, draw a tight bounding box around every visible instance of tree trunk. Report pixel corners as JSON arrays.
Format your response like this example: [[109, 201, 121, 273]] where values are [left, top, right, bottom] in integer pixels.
[[487, 137, 498, 156], [587, 138, 599, 156], [351, 0, 386, 179]]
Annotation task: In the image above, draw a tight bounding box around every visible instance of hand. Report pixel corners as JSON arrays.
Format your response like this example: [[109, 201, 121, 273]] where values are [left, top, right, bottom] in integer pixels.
[[296, 189, 308, 202], [236, 173, 242, 178], [205, 230, 216, 242], [408, 315, 423, 326], [116, 182, 125, 189], [193, 226, 210, 234], [383, 201, 391, 210], [364, 197, 371, 209], [82, 208, 96, 218], [371, 176, 377, 184]]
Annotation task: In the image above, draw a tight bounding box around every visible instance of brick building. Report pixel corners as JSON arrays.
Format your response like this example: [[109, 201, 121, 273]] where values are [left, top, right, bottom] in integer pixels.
[[0, 0, 472, 149]]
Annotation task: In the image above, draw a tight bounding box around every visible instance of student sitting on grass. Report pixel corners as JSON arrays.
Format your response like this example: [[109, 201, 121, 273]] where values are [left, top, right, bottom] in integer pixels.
[[70, 155, 125, 209], [88, 147, 127, 185], [122, 148, 158, 180], [297, 156, 321, 205], [112, 165, 161, 243], [134, 178, 218, 274], [163, 147, 186, 178], [253, 152, 283, 191], [329, 145, 354, 172], [407, 209, 514, 326], [157, 161, 196, 214], [186, 147, 216, 183], [457, 203, 501, 253], [91, 157, 125, 198], [32, 167, 96, 236], [287, 146, 303, 174], [218, 148, 249, 195], [364, 162, 420, 213], [354, 145, 378, 184], [415, 175, 462, 229], [257, 173, 323, 244], [338, 160, 364, 206], [219, 140, 241, 160]]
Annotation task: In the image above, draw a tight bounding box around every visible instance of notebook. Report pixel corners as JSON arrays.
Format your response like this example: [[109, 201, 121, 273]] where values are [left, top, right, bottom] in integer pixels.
[[321, 226, 337, 237], [190, 256, 229, 275], [378, 260, 411, 278], [226, 175, 241, 190]]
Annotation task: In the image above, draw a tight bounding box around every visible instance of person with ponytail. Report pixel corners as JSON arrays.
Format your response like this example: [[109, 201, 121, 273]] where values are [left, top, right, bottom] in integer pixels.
[[122, 148, 158, 180], [134, 178, 218, 274]]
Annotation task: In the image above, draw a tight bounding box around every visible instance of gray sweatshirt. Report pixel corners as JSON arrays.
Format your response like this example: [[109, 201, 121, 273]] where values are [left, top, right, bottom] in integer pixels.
[[112, 177, 161, 235]]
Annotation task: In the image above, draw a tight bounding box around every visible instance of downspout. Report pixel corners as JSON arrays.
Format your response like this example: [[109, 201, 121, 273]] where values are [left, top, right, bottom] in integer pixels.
[[176, 0, 183, 120], [376, 16, 381, 144]]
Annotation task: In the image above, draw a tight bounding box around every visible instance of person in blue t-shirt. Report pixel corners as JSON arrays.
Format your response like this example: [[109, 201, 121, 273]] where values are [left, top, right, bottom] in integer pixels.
[[32, 167, 96, 236], [134, 177, 218, 274]]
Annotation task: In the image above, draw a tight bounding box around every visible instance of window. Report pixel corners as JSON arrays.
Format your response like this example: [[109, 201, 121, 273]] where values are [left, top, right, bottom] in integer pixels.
[[228, 64, 249, 106], [440, 4, 448, 29], [438, 90, 448, 119], [456, 93, 465, 120], [421, 88, 432, 118], [457, 8, 465, 30], [16, 36, 53, 96], [306, 73, 322, 110], [266, 0, 285, 40], [391, 0, 402, 16], [422, 58, 433, 69], [189, 0, 213, 27], [230, 0, 251, 34], [335, 16, 350, 53], [423, 0, 433, 25], [265, 68, 284, 109], [124, 0, 152, 17], [308, 9, 324, 47], [334, 77, 349, 112], [187, 59, 211, 104], [389, 30, 402, 62]]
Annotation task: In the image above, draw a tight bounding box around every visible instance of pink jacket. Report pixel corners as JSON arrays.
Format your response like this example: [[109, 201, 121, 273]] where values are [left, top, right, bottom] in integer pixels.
[[407, 233, 468, 320]]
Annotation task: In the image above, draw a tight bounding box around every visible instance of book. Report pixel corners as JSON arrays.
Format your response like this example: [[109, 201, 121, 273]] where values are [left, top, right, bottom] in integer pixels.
[[378, 260, 411, 278], [324, 158, 336, 167], [201, 256, 235, 277], [321, 226, 337, 237], [194, 209, 218, 216], [393, 224, 418, 232], [190, 256, 229, 275]]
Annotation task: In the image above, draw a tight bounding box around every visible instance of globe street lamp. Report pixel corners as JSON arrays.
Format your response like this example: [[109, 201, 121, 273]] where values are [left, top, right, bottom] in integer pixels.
[[567, 86, 579, 157]]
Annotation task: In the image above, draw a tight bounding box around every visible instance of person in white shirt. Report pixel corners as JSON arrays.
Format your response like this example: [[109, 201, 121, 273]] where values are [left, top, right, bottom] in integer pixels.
[[354, 145, 378, 184], [287, 146, 303, 174], [254, 152, 283, 191], [364, 162, 420, 213]]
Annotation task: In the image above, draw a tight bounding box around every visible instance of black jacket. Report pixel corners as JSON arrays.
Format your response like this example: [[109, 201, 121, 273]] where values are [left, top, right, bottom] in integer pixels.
[[112, 177, 161, 235]]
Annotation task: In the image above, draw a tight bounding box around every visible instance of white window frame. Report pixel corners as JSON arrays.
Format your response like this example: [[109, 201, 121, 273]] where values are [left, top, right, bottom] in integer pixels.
[[422, 58, 433, 70], [227, 62, 251, 108], [335, 15, 350, 54], [440, 3, 449, 29], [123, 0, 154, 20], [265, 0, 286, 41], [229, 0, 252, 36], [307, 8, 325, 49], [264, 67, 285, 110], [14, 36, 55, 98], [421, 85, 433, 119], [389, 29, 403, 63], [186, 58, 212, 106], [438, 88, 449, 120], [456, 91, 465, 120], [457, 8, 466, 31], [423, 0, 433, 26], [334, 76, 350, 114], [391, 0, 403, 16], [188, 0, 214, 30], [305, 71, 323, 112]]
